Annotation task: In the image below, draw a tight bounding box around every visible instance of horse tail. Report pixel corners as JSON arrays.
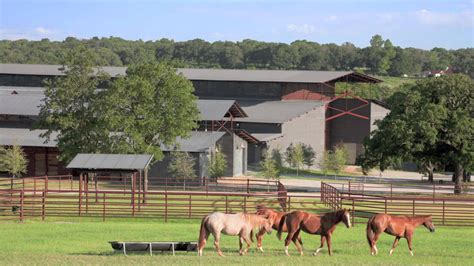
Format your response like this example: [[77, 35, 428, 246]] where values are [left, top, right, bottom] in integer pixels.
[[277, 213, 288, 240], [198, 215, 209, 248], [366, 216, 375, 249]]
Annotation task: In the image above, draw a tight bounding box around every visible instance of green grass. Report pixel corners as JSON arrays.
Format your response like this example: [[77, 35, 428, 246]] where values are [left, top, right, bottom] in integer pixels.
[[373, 75, 419, 88], [0, 218, 472, 265]]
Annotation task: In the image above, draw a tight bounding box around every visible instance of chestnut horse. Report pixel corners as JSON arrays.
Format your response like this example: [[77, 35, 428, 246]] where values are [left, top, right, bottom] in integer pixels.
[[198, 212, 273, 256], [277, 209, 351, 256], [254, 206, 302, 252], [366, 213, 435, 256]]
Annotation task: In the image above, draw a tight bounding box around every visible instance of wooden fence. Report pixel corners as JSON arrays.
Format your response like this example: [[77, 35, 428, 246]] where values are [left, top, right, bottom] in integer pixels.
[[321, 182, 474, 226]]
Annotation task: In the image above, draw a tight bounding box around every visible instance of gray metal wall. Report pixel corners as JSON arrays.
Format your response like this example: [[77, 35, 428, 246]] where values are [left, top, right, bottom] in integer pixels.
[[266, 105, 326, 167]]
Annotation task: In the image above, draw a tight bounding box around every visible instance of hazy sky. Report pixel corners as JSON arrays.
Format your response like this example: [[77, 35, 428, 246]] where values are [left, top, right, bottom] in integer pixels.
[[1, 0, 473, 49]]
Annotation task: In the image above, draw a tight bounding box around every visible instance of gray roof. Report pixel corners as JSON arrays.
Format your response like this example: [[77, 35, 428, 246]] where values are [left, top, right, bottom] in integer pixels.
[[67, 153, 153, 170], [0, 91, 43, 116], [0, 128, 57, 147], [251, 133, 284, 142], [0, 64, 126, 77], [0, 86, 243, 120], [0, 64, 381, 83], [235, 100, 324, 123], [197, 99, 237, 120], [162, 131, 225, 152]]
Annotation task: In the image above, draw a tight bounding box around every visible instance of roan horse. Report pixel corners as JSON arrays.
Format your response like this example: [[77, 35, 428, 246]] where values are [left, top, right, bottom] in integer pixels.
[[366, 213, 435, 256], [277, 209, 351, 256], [254, 206, 302, 252], [198, 212, 273, 256]]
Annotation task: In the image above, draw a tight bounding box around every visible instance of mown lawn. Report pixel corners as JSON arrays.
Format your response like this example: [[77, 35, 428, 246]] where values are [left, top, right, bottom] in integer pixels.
[[0, 217, 472, 265]]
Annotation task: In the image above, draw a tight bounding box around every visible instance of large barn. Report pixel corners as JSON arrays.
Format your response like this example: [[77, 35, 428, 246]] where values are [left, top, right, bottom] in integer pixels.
[[0, 63, 387, 177]]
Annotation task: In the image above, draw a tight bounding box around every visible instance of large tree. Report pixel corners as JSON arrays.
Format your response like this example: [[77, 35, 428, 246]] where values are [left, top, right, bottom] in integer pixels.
[[36, 46, 112, 162], [358, 74, 473, 193]]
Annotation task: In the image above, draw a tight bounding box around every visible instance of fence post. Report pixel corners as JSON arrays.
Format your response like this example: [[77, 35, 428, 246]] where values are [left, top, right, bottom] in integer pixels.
[[247, 179, 250, 195], [243, 196, 247, 213], [164, 193, 168, 222], [287, 196, 291, 212], [442, 200, 445, 225], [412, 200, 415, 217], [206, 177, 209, 196], [384, 197, 387, 214], [79, 174, 83, 217], [352, 198, 355, 225], [70, 175, 73, 190], [188, 195, 192, 219], [22, 178, 25, 191], [103, 193, 106, 221], [131, 173, 136, 217], [20, 190, 24, 222], [42, 190, 46, 221], [348, 181, 351, 194], [45, 175, 48, 193], [390, 183, 393, 200], [433, 184, 435, 203], [225, 196, 228, 213]]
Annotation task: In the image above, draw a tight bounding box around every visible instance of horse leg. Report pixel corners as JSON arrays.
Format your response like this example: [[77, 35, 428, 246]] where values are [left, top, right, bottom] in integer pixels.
[[326, 234, 333, 256], [389, 236, 401, 256], [212, 231, 224, 257], [292, 230, 303, 256], [406, 234, 414, 256], [243, 235, 252, 255], [313, 235, 326, 256], [239, 236, 244, 255], [256, 229, 265, 252], [372, 232, 381, 255], [284, 230, 296, 256]]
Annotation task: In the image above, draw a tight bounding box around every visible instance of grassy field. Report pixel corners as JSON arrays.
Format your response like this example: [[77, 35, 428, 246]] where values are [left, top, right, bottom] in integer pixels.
[[0, 218, 472, 265]]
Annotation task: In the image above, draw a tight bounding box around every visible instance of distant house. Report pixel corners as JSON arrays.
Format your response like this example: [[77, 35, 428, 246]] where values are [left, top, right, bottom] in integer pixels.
[[423, 66, 453, 78]]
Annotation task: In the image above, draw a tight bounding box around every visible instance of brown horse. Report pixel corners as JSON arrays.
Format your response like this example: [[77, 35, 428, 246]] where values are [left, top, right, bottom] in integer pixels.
[[198, 212, 273, 256], [277, 209, 351, 256], [254, 206, 302, 252], [366, 213, 435, 256]]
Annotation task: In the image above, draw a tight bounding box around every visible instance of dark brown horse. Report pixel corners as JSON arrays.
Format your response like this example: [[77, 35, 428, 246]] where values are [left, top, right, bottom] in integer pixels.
[[366, 213, 435, 256], [254, 207, 302, 252], [277, 209, 351, 256]]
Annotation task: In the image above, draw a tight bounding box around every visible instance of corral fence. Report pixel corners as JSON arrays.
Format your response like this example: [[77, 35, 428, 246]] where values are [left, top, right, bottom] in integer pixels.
[[321, 182, 474, 227]]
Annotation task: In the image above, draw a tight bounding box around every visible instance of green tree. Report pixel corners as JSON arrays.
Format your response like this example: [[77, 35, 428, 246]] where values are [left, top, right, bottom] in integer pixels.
[[320, 150, 333, 176], [261, 150, 281, 180], [292, 143, 305, 176], [168, 151, 196, 188], [358, 74, 473, 193], [36, 46, 112, 163], [209, 148, 227, 179], [270, 148, 284, 172], [302, 144, 316, 169], [0, 145, 29, 178], [285, 143, 295, 167], [332, 145, 349, 177]]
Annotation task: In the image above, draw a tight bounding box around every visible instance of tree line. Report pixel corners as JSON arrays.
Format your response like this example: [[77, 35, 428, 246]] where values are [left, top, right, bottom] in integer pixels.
[[1, 35, 472, 77]]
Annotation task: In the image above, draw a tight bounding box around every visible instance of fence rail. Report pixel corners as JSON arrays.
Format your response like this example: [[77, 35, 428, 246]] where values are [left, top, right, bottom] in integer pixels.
[[321, 182, 474, 226]]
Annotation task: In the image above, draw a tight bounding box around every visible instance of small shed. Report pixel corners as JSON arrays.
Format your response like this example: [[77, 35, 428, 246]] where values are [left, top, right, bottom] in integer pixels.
[[67, 153, 154, 210]]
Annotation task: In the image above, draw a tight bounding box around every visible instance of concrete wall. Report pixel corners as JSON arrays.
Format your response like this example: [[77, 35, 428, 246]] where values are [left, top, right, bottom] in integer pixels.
[[148, 152, 202, 178], [370, 102, 390, 132], [266, 105, 326, 167], [232, 133, 248, 176]]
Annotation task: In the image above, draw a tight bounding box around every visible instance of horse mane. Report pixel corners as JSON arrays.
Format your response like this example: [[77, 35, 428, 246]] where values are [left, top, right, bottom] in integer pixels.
[[241, 213, 268, 231]]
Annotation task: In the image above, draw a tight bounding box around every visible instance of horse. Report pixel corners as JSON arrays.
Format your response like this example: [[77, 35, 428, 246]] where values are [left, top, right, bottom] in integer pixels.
[[277, 209, 351, 256], [366, 213, 435, 256], [197, 212, 273, 256], [254, 206, 303, 252]]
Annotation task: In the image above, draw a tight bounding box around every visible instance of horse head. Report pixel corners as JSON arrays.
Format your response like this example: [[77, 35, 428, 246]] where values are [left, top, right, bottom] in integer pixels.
[[423, 216, 435, 232], [341, 209, 352, 228], [263, 217, 273, 235]]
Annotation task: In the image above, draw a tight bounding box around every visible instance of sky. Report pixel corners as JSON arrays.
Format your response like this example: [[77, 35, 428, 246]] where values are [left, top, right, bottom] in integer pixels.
[[0, 0, 473, 49]]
